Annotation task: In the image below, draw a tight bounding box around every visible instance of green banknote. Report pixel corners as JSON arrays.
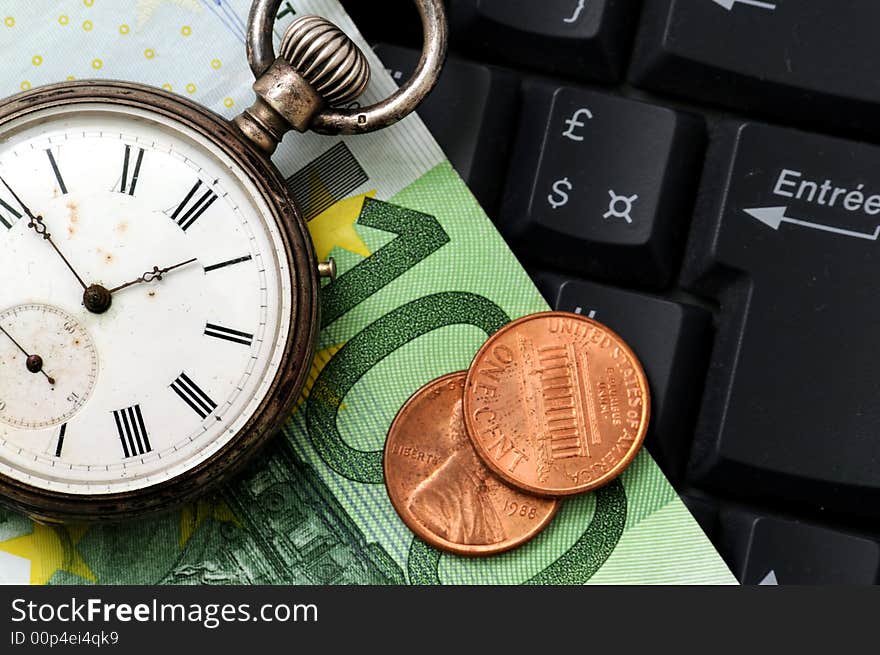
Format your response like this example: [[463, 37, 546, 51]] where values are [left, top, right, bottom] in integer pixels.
[[0, 0, 735, 585]]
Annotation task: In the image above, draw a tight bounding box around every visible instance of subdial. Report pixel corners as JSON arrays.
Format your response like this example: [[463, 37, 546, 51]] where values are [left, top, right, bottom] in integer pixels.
[[0, 304, 99, 429]]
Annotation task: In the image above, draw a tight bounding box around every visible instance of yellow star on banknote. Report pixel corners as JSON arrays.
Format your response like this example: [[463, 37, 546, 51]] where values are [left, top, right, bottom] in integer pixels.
[[294, 342, 345, 411], [0, 524, 95, 585], [308, 191, 376, 261], [179, 498, 240, 547]]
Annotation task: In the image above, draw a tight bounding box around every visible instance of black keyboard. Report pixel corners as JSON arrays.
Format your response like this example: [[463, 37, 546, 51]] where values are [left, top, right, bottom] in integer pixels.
[[341, 0, 880, 584]]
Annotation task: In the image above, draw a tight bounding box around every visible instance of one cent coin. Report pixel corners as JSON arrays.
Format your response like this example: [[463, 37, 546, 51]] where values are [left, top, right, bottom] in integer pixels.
[[463, 312, 650, 496], [384, 371, 559, 557]]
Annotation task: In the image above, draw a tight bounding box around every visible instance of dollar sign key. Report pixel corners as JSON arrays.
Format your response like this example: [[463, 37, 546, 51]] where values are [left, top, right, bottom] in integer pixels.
[[548, 177, 573, 210]]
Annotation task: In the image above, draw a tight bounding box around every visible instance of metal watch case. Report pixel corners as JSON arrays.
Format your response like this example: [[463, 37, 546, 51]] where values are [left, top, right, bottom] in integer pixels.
[[0, 81, 319, 523]]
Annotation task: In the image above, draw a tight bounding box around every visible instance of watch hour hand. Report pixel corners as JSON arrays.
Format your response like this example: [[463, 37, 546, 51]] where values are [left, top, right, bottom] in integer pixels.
[[108, 258, 199, 294]]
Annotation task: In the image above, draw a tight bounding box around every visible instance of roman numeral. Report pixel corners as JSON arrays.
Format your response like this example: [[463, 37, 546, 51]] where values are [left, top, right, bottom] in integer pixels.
[[113, 405, 152, 458], [204, 322, 254, 347], [119, 145, 145, 195], [170, 371, 218, 420], [204, 255, 253, 273], [45, 149, 68, 195], [54, 423, 67, 458], [170, 180, 218, 231], [0, 197, 21, 230]]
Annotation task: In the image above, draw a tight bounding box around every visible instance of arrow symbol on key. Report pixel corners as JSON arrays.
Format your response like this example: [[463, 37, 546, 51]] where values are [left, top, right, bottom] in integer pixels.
[[712, 0, 777, 11], [758, 570, 779, 585], [744, 206, 880, 241]]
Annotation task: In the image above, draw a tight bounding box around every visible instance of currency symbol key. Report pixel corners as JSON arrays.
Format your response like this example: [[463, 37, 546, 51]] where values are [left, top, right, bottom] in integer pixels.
[[499, 83, 705, 289], [562, 108, 593, 141], [548, 177, 573, 210]]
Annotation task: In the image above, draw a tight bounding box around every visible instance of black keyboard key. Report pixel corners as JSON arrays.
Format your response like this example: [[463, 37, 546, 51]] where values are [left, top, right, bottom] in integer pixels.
[[719, 509, 880, 585], [680, 492, 719, 541], [682, 120, 880, 517], [629, 1, 880, 136], [447, 0, 640, 83], [501, 83, 704, 289], [340, 0, 423, 46], [375, 45, 519, 215], [536, 274, 712, 479]]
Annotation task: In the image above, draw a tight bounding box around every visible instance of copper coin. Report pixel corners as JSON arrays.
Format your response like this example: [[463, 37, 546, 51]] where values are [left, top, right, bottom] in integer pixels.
[[463, 311, 650, 496], [384, 372, 559, 557]]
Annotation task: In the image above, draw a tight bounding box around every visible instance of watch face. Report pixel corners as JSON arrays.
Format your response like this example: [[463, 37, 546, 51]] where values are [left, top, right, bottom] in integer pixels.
[[0, 99, 295, 496]]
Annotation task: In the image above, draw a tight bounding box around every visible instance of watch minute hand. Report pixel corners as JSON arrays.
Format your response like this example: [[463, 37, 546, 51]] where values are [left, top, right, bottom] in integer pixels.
[[108, 258, 199, 294], [0, 174, 87, 291]]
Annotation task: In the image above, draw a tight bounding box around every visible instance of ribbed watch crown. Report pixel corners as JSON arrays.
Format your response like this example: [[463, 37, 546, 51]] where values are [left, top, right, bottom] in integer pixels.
[[279, 15, 371, 106]]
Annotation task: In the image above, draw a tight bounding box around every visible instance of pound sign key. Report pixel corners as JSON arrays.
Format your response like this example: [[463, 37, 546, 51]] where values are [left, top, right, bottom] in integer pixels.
[[548, 177, 573, 210], [562, 108, 593, 142]]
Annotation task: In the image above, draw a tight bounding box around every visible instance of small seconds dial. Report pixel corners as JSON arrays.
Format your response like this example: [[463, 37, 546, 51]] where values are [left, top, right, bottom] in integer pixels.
[[0, 102, 293, 493], [0, 304, 98, 429]]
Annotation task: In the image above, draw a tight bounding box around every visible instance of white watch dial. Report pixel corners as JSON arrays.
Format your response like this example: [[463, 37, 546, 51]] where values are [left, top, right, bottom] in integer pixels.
[[0, 103, 293, 494]]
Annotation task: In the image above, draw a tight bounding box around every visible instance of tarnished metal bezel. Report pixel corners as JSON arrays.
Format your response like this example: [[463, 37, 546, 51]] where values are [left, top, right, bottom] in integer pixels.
[[0, 81, 319, 523]]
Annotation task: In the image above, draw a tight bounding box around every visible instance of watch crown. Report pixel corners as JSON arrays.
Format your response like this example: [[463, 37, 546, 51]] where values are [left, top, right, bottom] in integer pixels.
[[279, 15, 370, 107], [233, 15, 372, 155]]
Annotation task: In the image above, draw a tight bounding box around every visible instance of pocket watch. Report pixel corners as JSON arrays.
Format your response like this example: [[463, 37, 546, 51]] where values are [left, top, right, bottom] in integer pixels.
[[0, 0, 447, 522]]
